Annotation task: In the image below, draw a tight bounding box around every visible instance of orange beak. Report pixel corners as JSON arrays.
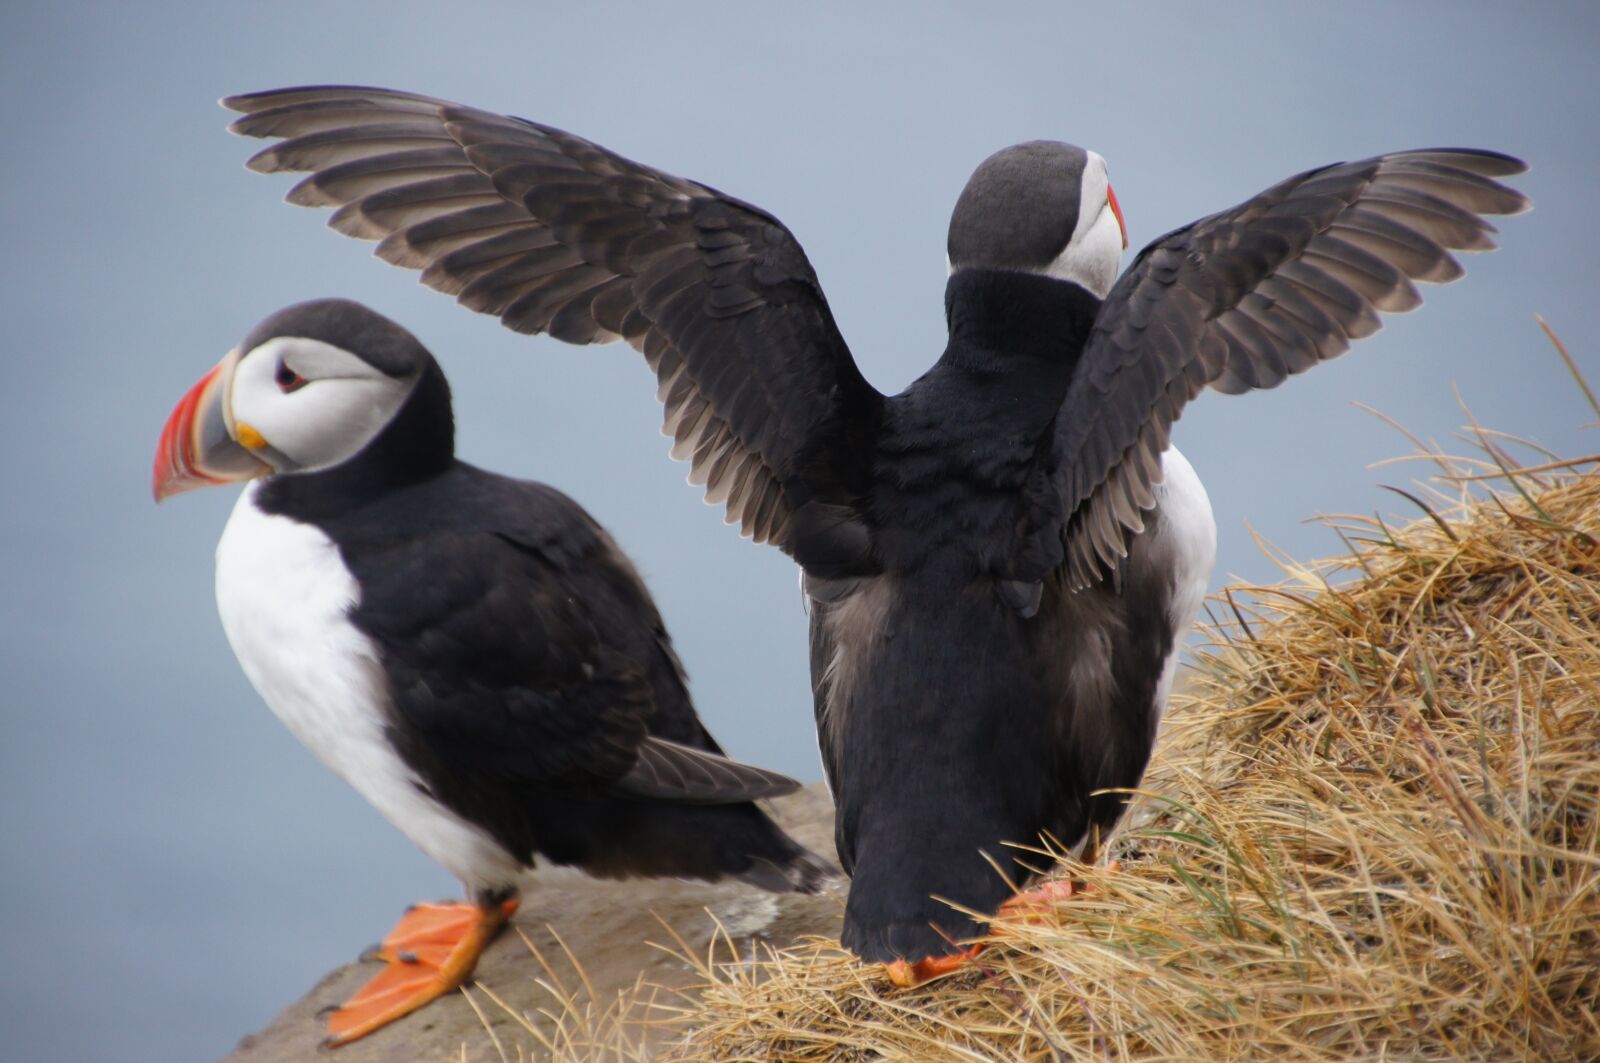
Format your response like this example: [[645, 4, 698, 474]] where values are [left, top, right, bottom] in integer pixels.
[[152, 350, 270, 502], [1107, 184, 1128, 250]]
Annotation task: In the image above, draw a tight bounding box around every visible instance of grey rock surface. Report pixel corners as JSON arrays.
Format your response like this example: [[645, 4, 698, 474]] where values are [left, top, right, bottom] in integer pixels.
[[219, 784, 840, 1063]]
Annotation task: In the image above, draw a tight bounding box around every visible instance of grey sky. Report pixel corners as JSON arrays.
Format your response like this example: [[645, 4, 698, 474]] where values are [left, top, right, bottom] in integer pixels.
[[3, 2, 1595, 1060]]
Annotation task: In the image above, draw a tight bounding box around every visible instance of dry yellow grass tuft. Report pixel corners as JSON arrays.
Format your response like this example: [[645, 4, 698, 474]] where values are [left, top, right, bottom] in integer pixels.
[[487, 413, 1600, 1062]]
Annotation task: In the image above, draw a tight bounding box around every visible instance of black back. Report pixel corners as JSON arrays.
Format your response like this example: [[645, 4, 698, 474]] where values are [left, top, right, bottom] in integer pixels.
[[811, 270, 1160, 959]]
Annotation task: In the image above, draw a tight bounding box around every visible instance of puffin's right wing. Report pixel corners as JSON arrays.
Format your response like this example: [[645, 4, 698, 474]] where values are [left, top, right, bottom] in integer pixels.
[[1045, 149, 1529, 591], [225, 86, 883, 569]]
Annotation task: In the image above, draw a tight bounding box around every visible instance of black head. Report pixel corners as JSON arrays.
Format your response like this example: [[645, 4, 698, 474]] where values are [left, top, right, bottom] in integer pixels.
[[238, 298, 434, 380], [153, 299, 455, 502], [947, 141, 1127, 298]]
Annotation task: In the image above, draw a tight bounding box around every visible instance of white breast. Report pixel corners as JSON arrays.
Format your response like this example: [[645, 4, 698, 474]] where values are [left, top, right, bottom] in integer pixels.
[[1146, 447, 1217, 717], [214, 484, 522, 894]]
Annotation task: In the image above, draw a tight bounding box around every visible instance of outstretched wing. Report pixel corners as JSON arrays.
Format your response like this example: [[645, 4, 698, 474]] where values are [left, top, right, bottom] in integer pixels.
[[225, 86, 882, 568], [1049, 149, 1529, 589]]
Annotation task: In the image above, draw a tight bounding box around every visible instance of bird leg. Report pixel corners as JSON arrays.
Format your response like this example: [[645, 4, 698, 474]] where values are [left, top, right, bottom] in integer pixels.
[[324, 896, 519, 1046]]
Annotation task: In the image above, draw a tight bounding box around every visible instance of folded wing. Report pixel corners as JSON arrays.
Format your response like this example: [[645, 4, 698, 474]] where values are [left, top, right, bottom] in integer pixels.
[[620, 737, 800, 804], [366, 519, 801, 807]]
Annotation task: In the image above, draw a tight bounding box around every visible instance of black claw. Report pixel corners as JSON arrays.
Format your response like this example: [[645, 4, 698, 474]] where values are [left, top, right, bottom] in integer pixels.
[[357, 943, 386, 963], [396, 949, 419, 964], [315, 1003, 342, 1020]]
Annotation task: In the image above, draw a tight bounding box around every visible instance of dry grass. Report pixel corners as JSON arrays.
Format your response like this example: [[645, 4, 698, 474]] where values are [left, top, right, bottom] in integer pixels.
[[479, 403, 1600, 1061]]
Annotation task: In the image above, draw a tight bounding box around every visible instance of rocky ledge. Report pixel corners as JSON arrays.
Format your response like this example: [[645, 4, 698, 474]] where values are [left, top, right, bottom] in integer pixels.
[[220, 784, 840, 1062]]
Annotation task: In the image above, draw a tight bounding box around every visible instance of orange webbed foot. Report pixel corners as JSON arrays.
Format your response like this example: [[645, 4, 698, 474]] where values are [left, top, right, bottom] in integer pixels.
[[323, 898, 518, 1047], [877, 862, 1124, 988], [883, 944, 984, 987], [997, 860, 1122, 926]]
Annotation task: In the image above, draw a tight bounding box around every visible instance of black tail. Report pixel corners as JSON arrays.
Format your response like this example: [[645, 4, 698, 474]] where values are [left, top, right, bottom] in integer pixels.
[[839, 834, 1014, 962], [534, 795, 837, 892], [738, 838, 836, 895]]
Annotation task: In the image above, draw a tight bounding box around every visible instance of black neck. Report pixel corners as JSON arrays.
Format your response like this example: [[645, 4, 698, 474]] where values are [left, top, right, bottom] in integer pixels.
[[256, 360, 456, 520], [943, 268, 1102, 369]]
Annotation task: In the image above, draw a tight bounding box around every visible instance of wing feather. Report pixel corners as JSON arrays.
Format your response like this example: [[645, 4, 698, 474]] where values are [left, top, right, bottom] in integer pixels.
[[226, 85, 882, 567], [618, 737, 801, 804], [1049, 149, 1527, 589]]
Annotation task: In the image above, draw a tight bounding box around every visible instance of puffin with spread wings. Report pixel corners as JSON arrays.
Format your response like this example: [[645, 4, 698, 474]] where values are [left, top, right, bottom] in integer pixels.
[[224, 86, 1528, 981]]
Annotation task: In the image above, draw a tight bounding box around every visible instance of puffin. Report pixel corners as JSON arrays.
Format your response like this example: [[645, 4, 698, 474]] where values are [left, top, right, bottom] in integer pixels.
[[153, 298, 832, 1044], [221, 86, 1529, 981]]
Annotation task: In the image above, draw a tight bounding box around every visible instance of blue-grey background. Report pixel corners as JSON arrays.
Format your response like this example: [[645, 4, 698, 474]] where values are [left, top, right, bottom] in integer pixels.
[[3, 2, 1594, 1060]]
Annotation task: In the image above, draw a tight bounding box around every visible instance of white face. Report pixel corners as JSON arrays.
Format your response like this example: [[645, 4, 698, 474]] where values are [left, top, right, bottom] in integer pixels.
[[227, 336, 416, 473], [1044, 150, 1123, 298]]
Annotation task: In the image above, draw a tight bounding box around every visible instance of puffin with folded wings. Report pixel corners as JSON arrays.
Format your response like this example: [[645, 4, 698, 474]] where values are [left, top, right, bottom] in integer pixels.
[[223, 86, 1528, 982], [153, 298, 832, 1044]]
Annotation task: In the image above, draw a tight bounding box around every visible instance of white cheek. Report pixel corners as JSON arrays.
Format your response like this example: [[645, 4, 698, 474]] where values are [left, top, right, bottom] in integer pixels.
[[229, 336, 415, 473], [1043, 153, 1121, 298], [239, 377, 409, 471], [1045, 207, 1122, 298], [260, 377, 406, 470]]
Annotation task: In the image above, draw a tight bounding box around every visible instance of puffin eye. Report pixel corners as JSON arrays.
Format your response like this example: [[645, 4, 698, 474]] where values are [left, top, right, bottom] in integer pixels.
[[275, 362, 308, 393]]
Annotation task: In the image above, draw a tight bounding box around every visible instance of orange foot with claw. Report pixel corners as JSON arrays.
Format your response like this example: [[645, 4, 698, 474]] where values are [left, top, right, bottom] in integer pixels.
[[883, 945, 983, 987], [1000, 859, 1121, 925], [323, 897, 518, 1047], [881, 863, 1120, 987]]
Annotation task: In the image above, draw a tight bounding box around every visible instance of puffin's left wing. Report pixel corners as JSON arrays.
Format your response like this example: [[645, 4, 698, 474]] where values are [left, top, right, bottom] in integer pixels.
[[225, 86, 882, 570], [1046, 149, 1529, 590]]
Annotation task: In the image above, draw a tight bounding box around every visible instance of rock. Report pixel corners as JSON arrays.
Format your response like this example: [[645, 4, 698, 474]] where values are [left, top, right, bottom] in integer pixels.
[[219, 784, 840, 1062]]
